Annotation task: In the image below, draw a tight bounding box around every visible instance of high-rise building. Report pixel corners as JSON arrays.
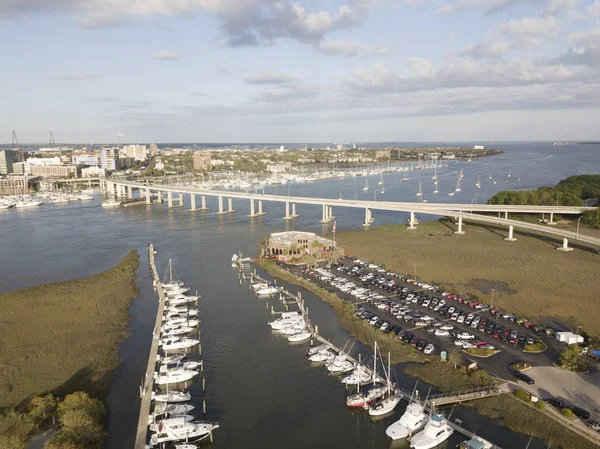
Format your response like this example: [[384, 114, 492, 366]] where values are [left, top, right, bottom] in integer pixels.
[[121, 145, 147, 161], [149, 143, 159, 155], [101, 147, 120, 171], [0, 149, 24, 174], [193, 151, 212, 171]]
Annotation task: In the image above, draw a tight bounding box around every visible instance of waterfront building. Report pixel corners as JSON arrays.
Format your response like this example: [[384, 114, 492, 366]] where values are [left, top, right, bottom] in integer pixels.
[[376, 149, 392, 159], [193, 151, 212, 171], [0, 149, 25, 174], [149, 143, 159, 155], [72, 154, 100, 166], [122, 145, 147, 161], [0, 176, 37, 195], [38, 146, 74, 152], [81, 167, 106, 177], [101, 147, 120, 171], [29, 164, 78, 178], [266, 231, 343, 264], [267, 162, 292, 173], [473, 145, 485, 150]]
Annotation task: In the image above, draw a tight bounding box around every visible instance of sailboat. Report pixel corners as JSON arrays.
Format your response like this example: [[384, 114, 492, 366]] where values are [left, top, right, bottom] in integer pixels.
[[378, 173, 384, 185], [416, 183, 422, 197], [455, 178, 461, 192], [409, 412, 454, 449], [386, 390, 429, 440], [346, 342, 386, 407], [380, 185, 385, 194], [476, 175, 481, 189], [459, 168, 464, 180], [367, 352, 400, 416], [508, 170, 511, 178], [488, 170, 492, 180], [402, 171, 409, 182], [363, 178, 369, 191], [149, 418, 219, 446], [433, 180, 439, 194], [152, 389, 192, 403], [432, 165, 437, 180]]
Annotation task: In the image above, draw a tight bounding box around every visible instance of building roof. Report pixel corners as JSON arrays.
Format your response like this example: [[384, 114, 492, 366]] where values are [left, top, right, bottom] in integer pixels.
[[269, 231, 334, 246]]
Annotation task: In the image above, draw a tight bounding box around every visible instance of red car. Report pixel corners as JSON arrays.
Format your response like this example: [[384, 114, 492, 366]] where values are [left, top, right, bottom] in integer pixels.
[[470, 302, 480, 308], [523, 322, 536, 328], [492, 331, 500, 339], [474, 341, 489, 347], [457, 296, 466, 303], [447, 294, 456, 299]]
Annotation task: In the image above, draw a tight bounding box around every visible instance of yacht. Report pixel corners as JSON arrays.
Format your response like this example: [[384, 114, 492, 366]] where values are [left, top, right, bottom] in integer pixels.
[[341, 365, 373, 386], [410, 413, 454, 449], [101, 199, 121, 207], [152, 390, 192, 403], [156, 361, 201, 376], [269, 315, 304, 330], [161, 325, 195, 337], [257, 286, 279, 296], [149, 418, 219, 446], [149, 414, 195, 430], [455, 178, 461, 192], [306, 343, 328, 356], [15, 200, 42, 208], [458, 435, 493, 449], [160, 337, 200, 351], [166, 307, 198, 317], [154, 367, 198, 385], [326, 355, 355, 373], [287, 330, 312, 342], [475, 175, 481, 189], [386, 401, 429, 440], [163, 318, 199, 327], [278, 323, 306, 335], [309, 349, 335, 363], [251, 282, 268, 291], [167, 296, 198, 306]]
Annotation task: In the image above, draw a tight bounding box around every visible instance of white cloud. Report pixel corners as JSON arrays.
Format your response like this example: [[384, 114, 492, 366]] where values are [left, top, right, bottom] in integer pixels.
[[460, 38, 510, 59], [244, 72, 300, 84], [317, 40, 388, 57], [559, 27, 600, 66], [152, 51, 181, 60], [51, 73, 102, 80], [499, 16, 560, 47], [539, 0, 577, 17], [435, 0, 483, 14], [569, 0, 600, 20]]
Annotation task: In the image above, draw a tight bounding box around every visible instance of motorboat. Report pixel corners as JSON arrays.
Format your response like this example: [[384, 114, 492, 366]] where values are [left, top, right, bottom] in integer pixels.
[[278, 324, 307, 335], [166, 307, 198, 317], [166, 287, 191, 296], [306, 343, 328, 356], [160, 337, 200, 351], [257, 286, 279, 296], [326, 355, 355, 374], [157, 354, 187, 365], [308, 348, 335, 363], [101, 199, 121, 207], [368, 393, 401, 416], [341, 366, 373, 385], [152, 390, 191, 403], [269, 315, 304, 330], [161, 325, 195, 337], [287, 330, 312, 342], [173, 444, 198, 449], [346, 386, 387, 407], [155, 367, 198, 385], [149, 404, 195, 424], [251, 282, 268, 291], [149, 418, 218, 446], [163, 318, 199, 328], [410, 413, 454, 449], [156, 361, 201, 375], [458, 435, 493, 449], [149, 414, 195, 430], [386, 401, 429, 440]]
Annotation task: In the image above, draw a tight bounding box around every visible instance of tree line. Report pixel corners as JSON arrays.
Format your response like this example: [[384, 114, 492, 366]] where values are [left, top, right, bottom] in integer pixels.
[[487, 174, 600, 228]]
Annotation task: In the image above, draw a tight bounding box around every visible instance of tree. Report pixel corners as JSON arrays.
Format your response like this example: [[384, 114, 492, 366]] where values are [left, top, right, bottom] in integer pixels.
[[29, 394, 58, 424], [56, 393, 105, 448], [448, 349, 463, 369], [559, 345, 586, 371], [583, 208, 600, 229]]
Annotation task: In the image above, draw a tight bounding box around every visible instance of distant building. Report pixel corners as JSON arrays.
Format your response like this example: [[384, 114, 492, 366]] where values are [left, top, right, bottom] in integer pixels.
[[149, 143, 159, 155], [336, 144, 344, 151], [72, 154, 100, 166], [441, 154, 456, 159], [266, 231, 343, 264], [193, 151, 212, 171], [473, 145, 485, 150], [81, 167, 106, 178], [121, 144, 147, 161], [155, 158, 164, 170], [37, 146, 74, 153], [0, 176, 37, 195], [101, 147, 120, 171], [0, 149, 25, 174], [29, 164, 78, 178], [267, 162, 292, 173], [375, 149, 391, 159]]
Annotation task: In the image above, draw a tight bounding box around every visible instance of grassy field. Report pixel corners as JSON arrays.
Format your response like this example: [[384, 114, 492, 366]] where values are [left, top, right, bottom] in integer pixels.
[[336, 220, 600, 336], [0, 250, 140, 408]]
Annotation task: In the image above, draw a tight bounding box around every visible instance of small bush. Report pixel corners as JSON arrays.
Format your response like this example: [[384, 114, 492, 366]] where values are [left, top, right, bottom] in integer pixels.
[[514, 389, 531, 402], [562, 408, 576, 419], [535, 401, 546, 410]]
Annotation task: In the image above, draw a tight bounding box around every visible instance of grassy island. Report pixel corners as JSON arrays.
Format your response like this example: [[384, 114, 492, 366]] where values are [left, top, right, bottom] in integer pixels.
[[0, 250, 140, 408]]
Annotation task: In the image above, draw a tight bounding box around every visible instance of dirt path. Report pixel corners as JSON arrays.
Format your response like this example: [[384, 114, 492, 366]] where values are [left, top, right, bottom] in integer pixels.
[[27, 428, 56, 449]]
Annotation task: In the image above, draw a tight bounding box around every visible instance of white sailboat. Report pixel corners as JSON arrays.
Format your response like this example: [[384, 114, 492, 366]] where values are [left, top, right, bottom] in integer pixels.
[[368, 352, 400, 416], [416, 183, 422, 197], [309, 348, 335, 363], [409, 412, 454, 449], [341, 364, 373, 386], [378, 173, 384, 185], [152, 390, 192, 403], [488, 170, 492, 180], [346, 342, 385, 407], [149, 418, 219, 446], [386, 391, 429, 440], [508, 169, 511, 178], [459, 168, 464, 180], [402, 171, 409, 182], [476, 175, 481, 189], [455, 178, 461, 192], [363, 178, 369, 191], [432, 165, 437, 181], [287, 329, 312, 342]]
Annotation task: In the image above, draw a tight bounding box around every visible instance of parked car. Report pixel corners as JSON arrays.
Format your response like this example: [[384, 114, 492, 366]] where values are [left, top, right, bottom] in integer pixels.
[[586, 420, 600, 432], [546, 398, 564, 409], [568, 406, 591, 420], [515, 372, 535, 385]]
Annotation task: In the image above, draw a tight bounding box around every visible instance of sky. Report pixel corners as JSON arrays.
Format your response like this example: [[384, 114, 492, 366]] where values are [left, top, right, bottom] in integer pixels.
[[1, 0, 600, 143]]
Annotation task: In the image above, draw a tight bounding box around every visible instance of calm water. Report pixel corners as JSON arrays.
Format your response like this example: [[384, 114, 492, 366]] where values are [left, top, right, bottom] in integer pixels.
[[1, 143, 599, 449]]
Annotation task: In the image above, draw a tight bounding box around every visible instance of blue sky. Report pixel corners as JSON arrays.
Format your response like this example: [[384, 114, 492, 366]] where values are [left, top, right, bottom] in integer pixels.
[[1, 0, 600, 143]]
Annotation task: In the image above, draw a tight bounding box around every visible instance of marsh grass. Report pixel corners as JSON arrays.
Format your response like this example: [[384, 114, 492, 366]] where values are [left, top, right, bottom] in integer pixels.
[[0, 250, 140, 408]]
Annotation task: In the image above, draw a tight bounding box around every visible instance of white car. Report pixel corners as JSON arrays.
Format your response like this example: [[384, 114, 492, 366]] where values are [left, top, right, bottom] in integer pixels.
[[456, 332, 474, 340], [434, 329, 450, 337], [440, 324, 454, 331], [454, 340, 467, 347], [462, 342, 476, 349], [377, 303, 387, 309], [424, 344, 435, 355]]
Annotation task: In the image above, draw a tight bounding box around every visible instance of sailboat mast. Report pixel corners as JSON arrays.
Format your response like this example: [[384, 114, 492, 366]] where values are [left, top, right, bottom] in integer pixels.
[[169, 259, 173, 283], [387, 352, 391, 395]]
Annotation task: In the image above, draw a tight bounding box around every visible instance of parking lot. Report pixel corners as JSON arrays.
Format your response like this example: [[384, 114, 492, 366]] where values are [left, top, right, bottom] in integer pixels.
[[302, 257, 566, 382]]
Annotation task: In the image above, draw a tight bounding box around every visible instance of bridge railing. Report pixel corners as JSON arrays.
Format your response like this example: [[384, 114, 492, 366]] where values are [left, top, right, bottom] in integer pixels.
[[427, 385, 501, 401]]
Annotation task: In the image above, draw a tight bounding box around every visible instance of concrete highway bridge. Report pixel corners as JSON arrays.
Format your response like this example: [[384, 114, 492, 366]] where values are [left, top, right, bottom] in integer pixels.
[[101, 178, 600, 251]]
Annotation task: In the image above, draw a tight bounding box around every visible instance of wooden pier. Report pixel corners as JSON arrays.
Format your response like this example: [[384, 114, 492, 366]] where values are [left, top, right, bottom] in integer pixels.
[[133, 244, 165, 449], [244, 265, 504, 449]]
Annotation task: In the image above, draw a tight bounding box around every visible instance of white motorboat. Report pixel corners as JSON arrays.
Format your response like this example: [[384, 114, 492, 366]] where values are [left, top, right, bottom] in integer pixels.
[[308, 349, 335, 363], [341, 366, 372, 385], [161, 326, 195, 337], [157, 354, 187, 364], [306, 343, 328, 356], [458, 435, 493, 449], [251, 282, 268, 291], [287, 330, 311, 342], [154, 367, 198, 385], [278, 324, 306, 335], [416, 182, 422, 197], [346, 386, 387, 407], [156, 361, 201, 376], [386, 401, 429, 440], [152, 390, 191, 403], [149, 404, 195, 424], [166, 307, 198, 317], [160, 337, 200, 351], [410, 413, 454, 449], [149, 414, 195, 430], [15, 200, 42, 208], [163, 318, 199, 329], [257, 286, 279, 296], [150, 418, 218, 446], [269, 315, 304, 330], [166, 287, 191, 296], [326, 355, 355, 373], [101, 199, 121, 207]]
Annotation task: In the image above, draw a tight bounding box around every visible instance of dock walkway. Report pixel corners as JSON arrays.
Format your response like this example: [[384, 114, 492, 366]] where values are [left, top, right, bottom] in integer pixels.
[[133, 244, 165, 449]]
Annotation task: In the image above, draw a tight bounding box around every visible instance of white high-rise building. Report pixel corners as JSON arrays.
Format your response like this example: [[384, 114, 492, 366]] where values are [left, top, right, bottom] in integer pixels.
[[121, 145, 147, 161]]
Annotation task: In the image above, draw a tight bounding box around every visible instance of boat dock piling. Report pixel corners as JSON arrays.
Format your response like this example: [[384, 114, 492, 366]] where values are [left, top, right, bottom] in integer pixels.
[[134, 244, 165, 449]]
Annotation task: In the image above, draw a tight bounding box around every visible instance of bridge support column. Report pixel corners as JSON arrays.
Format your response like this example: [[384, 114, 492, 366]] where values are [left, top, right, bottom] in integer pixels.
[[189, 193, 196, 211], [199, 195, 208, 210], [178, 193, 184, 207], [291, 203, 298, 218], [167, 191, 173, 208], [145, 188, 151, 204], [504, 211, 508, 220], [248, 199, 258, 217], [407, 211, 416, 230], [454, 216, 465, 234], [329, 205, 335, 221], [504, 225, 517, 241], [363, 208, 372, 228], [128, 187, 133, 200], [548, 212, 557, 225], [258, 200, 264, 215], [227, 197, 235, 213], [320, 204, 327, 223], [283, 201, 292, 220], [556, 237, 573, 252], [216, 196, 226, 214]]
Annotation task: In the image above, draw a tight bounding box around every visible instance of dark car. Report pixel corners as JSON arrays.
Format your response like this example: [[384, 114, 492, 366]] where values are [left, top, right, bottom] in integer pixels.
[[402, 332, 414, 343], [417, 340, 428, 351], [569, 406, 591, 420], [515, 372, 535, 384], [546, 398, 564, 409], [397, 330, 407, 340]]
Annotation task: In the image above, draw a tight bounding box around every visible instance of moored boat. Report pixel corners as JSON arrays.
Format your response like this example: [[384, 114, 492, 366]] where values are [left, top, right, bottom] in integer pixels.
[[386, 401, 429, 440], [410, 412, 454, 449]]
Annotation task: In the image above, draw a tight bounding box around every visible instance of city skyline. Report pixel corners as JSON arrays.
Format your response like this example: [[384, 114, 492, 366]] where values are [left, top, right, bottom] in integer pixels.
[[1, 0, 600, 143]]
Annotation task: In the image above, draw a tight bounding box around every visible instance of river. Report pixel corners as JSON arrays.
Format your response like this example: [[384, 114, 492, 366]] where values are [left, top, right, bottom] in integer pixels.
[[1, 142, 598, 449]]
